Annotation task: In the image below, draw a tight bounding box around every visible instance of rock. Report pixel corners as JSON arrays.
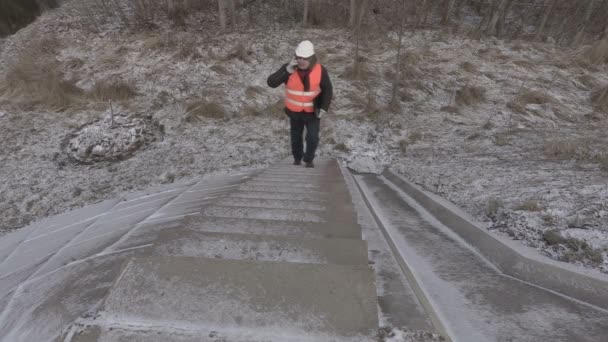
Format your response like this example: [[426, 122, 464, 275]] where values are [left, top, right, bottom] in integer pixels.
[[159, 171, 175, 184], [348, 155, 385, 174]]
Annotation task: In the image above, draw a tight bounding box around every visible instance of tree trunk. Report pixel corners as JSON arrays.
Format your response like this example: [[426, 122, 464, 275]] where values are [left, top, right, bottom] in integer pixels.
[[421, 0, 430, 27], [391, 0, 407, 109], [228, 0, 236, 31], [535, 0, 557, 41], [350, 0, 357, 27], [496, 0, 513, 37], [218, 0, 226, 30], [442, 0, 457, 25], [303, 0, 309, 25], [574, 0, 595, 45], [486, 0, 510, 36], [353, 0, 368, 78]]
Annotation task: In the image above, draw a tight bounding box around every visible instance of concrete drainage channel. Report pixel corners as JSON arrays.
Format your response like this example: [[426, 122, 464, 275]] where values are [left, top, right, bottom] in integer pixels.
[[350, 170, 608, 342]]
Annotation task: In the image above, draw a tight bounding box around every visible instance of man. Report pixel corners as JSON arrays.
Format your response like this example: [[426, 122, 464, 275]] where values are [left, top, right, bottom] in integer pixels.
[[267, 40, 333, 168]]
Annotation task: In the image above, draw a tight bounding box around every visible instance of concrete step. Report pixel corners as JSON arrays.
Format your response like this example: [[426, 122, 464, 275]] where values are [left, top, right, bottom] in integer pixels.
[[238, 184, 322, 194], [245, 181, 319, 188], [201, 205, 324, 222], [184, 216, 362, 240], [123, 227, 369, 265], [100, 256, 378, 338], [227, 190, 326, 202], [215, 197, 324, 211]]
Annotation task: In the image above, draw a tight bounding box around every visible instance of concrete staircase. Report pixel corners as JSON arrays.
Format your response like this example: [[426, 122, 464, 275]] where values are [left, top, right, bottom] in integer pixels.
[[68, 159, 378, 341]]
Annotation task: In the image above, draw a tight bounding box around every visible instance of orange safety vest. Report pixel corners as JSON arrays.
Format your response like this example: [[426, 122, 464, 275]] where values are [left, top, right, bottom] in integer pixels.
[[285, 63, 322, 113]]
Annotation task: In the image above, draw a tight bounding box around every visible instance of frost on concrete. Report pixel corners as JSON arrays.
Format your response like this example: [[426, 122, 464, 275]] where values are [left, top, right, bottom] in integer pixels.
[[0, 0, 607, 274]]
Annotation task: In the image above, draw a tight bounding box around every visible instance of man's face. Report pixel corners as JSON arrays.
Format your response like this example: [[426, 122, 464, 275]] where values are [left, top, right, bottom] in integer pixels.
[[296, 56, 310, 70]]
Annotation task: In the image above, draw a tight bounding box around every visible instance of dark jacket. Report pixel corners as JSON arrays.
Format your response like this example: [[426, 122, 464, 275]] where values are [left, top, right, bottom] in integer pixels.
[[267, 63, 333, 116]]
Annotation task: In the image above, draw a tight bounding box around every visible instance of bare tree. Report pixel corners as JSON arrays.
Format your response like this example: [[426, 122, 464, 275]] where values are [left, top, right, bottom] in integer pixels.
[[574, 0, 595, 44], [353, 0, 368, 78], [218, 0, 226, 30], [536, 0, 557, 41], [486, 0, 511, 36], [391, 0, 408, 110], [349, 0, 357, 27], [495, 0, 513, 37], [228, 0, 236, 31], [303, 0, 309, 25], [442, 0, 457, 25]]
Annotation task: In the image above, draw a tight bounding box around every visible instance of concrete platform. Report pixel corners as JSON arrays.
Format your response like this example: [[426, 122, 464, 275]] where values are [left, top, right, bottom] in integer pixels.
[[101, 256, 378, 338]]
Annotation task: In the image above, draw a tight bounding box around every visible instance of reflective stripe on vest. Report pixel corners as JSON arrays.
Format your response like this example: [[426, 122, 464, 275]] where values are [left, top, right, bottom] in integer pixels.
[[285, 64, 322, 113]]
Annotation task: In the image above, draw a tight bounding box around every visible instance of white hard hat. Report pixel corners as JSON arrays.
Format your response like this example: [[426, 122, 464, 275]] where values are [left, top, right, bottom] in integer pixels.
[[295, 40, 315, 58]]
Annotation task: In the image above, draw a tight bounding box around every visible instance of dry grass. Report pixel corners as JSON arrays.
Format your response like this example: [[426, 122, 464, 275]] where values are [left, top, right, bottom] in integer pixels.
[[460, 61, 477, 73], [512, 59, 536, 70], [508, 89, 555, 113], [89, 77, 138, 102], [440, 106, 459, 114], [185, 100, 227, 122], [543, 139, 577, 159], [494, 133, 510, 146], [401, 50, 423, 67], [142, 35, 176, 51], [398, 139, 408, 154], [599, 156, 608, 172], [341, 61, 371, 81], [581, 38, 608, 65], [577, 74, 598, 90], [456, 84, 486, 106], [210, 64, 230, 75], [176, 44, 202, 60], [486, 198, 503, 218], [223, 43, 254, 63], [334, 143, 350, 153], [244, 105, 265, 117], [64, 57, 84, 71], [0, 38, 84, 110], [515, 199, 543, 212], [591, 85, 608, 112], [245, 86, 266, 98], [409, 131, 422, 144]]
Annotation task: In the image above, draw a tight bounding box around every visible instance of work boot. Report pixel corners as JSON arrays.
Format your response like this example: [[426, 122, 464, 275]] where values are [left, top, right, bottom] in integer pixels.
[[305, 161, 314, 168], [293, 160, 301, 165]]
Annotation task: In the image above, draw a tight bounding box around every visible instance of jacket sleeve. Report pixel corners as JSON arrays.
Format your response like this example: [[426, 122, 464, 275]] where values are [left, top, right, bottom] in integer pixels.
[[267, 64, 290, 88], [318, 66, 333, 111]]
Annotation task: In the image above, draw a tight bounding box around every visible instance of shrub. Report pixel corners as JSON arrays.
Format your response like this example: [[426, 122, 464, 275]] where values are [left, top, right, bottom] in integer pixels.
[[334, 143, 349, 152], [508, 89, 555, 113], [0, 38, 83, 110], [515, 199, 542, 212], [185, 100, 226, 122], [89, 78, 138, 102], [456, 84, 486, 106], [543, 139, 576, 159], [543, 229, 564, 245], [460, 61, 477, 73], [486, 198, 503, 218], [591, 85, 608, 112], [409, 131, 422, 144], [398, 140, 408, 154]]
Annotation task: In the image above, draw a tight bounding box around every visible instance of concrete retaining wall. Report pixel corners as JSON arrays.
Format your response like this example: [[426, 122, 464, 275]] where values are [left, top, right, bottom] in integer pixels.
[[384, 170, 608, 311]]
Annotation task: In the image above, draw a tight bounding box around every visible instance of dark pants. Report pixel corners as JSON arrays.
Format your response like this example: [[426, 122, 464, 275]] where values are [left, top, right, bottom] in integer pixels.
[[289, 113, 320, 163]]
